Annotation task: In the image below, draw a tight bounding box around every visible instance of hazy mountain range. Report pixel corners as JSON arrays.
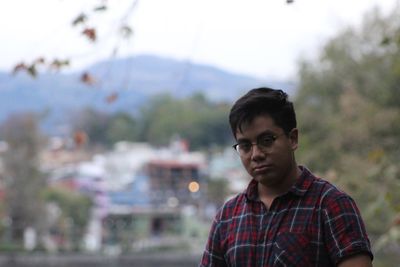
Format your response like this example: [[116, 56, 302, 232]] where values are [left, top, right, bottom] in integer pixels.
[[0, 54, 295, 134]]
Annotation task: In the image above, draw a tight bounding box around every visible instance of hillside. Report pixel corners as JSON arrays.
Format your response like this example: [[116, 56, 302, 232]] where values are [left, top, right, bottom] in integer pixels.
[[0, 55, 295, 134]]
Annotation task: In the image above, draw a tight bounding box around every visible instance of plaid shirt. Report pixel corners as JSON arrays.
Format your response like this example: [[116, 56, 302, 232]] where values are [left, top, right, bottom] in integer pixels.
[[200, 166, 373, 267]]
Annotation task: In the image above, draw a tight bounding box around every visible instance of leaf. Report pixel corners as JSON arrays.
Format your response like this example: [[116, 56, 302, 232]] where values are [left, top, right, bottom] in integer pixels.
[[106, 92, 118, 103], [27, 64, 37, 77], [12, 62, 27, 75], [34, 57, 45, 64], [50, 59, 70, 70], [93, 5, 107, 12], [73, 131, 88, 147], [72, 13, 88, 26], [381, 36, 391, 46], [120, 25, 133, 39], [393, 214, 400, 226], [82, 28, 97, 42], [367, 148, 385, 163], [80, 72, 96, 85]]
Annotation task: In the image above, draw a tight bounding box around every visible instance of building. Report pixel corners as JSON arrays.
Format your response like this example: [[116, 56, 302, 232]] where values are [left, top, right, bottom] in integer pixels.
[[146, 160, 204, 207]]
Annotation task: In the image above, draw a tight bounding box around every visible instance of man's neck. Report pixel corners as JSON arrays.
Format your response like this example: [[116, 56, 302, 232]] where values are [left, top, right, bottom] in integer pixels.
[[257, 165, 301, 207]]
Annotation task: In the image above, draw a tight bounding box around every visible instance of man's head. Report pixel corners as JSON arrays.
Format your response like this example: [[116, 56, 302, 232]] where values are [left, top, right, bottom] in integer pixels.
[[229, 87, 296, 139], [229, 88, 299, 187]]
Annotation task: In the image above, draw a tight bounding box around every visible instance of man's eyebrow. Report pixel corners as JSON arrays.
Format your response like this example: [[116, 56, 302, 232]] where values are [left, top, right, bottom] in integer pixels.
[[257, 131, 277, 137], [236, 137, 250, 143], [236, 130, 277, 143]]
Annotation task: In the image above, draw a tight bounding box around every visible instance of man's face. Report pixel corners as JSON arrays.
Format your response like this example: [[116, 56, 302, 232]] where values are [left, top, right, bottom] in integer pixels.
[[235, 115, 298, 187]]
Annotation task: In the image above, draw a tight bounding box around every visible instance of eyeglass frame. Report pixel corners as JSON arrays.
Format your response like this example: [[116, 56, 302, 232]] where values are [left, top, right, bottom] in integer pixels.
[[232, 132, 287, 156]]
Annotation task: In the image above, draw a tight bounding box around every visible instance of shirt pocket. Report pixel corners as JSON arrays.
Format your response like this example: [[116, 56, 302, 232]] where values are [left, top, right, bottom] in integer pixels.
[[272, 232, 312, 267]]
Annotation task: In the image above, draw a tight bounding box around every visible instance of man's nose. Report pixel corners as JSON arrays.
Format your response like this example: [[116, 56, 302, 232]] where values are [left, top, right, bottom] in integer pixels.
[[250, 143, 265, 160]]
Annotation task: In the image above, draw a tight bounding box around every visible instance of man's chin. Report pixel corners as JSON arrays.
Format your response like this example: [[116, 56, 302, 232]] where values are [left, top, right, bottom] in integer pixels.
[[254, 174, 279, 187]]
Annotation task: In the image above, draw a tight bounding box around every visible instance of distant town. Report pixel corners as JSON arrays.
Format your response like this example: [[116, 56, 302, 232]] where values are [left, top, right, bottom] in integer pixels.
[[0, 135, 249, 255]]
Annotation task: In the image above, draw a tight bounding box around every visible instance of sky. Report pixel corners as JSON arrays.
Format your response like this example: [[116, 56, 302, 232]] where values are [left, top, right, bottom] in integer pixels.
[[1, 0, 398, 80]]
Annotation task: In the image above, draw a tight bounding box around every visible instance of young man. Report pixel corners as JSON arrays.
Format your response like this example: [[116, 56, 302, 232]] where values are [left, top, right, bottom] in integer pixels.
[[199, 88, 373, 266]]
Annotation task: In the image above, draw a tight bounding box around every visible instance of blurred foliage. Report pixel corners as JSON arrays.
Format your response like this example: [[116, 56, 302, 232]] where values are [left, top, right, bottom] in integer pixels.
[[0, 114, 47, 246], [0, 110, 92, 250], [139, 93, 232, 149], [73, 93, 233, 150], [206, 177, 230, 209], [295, 7, 400, 265], [73, 109, 139, 148], [42, 187, 92, 251]]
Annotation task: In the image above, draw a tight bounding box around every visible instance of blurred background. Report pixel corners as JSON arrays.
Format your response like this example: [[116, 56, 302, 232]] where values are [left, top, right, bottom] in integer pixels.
[[0, 0, 399, 266]]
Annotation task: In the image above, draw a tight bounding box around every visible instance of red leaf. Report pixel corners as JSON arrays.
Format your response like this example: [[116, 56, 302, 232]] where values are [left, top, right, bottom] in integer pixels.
[[34, 57, 45, 64], [80, 72, 96, 85], [393, 215, 400, 226], [106, 93, 118, 103], [12, 62, 27, 75], [73, 131, 88, 147], [82, 28, 97, 42]]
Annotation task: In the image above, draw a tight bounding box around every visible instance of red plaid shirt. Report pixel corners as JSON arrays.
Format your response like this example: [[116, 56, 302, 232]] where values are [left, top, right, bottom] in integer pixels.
[[200, 166, 373, 266]]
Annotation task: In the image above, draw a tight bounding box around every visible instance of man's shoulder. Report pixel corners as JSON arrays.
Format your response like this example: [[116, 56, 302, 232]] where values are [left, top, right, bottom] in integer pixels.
[[306, 173, 353, 205], [298, 166, 349, 202], [222, 191, 247, 210], [215, 191, 247, 220]]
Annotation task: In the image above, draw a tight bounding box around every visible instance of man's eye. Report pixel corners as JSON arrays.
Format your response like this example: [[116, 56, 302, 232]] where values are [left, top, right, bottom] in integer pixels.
[[259, 136, 274, 146], [239, 143, 252, 151]]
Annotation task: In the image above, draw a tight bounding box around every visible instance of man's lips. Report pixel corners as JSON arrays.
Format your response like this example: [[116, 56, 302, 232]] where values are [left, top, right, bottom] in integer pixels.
[[253, 164, 273, 173]]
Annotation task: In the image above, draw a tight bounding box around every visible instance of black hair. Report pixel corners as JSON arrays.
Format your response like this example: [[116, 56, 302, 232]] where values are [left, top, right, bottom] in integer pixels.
[[229, 87, 297, 138]]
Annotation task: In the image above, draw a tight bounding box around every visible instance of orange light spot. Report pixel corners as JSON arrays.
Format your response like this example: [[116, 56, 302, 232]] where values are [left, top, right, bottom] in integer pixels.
[[188, 181, 200, 193]]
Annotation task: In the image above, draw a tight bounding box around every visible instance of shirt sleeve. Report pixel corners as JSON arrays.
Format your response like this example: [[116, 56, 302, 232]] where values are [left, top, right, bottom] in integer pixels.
[[199, 210, 227, 267], [322, 194, 373, 265]]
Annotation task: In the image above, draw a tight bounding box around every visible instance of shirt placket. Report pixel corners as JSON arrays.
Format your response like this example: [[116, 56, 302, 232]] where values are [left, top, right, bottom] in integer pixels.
[[253, 201, 266, 266], [260, 198, 281, 266]]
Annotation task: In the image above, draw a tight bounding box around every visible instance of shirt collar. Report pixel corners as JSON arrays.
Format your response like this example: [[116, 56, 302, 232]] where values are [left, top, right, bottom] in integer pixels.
[[288, 166, 313, 196], [244, 165, 314, 201], [245, 179, 259, 201]]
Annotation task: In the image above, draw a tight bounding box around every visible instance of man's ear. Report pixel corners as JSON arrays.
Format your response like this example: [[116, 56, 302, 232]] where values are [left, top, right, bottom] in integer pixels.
[[289, 128, 299, 150]]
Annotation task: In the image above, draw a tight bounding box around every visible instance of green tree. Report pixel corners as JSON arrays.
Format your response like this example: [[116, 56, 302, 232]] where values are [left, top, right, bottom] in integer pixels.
[[0, 113, 46, 246], [138, 93, 232, 149], [106, 112, 139, 144], [72, 108, 111, 148], [295, 7, 400, 265], [42, 187, 92, 251], [72, 108, 140, 148], [206, 177, 230, 209]]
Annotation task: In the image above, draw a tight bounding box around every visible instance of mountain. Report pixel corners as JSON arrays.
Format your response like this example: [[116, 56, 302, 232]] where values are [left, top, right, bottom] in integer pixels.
[[86, 55, 278, 100], [0, 54, 295, 134]]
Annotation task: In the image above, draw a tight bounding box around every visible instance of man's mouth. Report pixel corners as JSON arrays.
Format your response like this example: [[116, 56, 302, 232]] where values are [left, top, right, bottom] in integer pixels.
[[253, 164, 273, 174]]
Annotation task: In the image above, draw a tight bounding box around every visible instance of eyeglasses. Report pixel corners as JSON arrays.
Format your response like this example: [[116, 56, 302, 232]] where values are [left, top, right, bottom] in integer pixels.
[[232, 133, 285, 156]]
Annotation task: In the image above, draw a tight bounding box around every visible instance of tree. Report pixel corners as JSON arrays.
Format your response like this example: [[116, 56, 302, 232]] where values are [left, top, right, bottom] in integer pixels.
[[42, 187, 92, 251], [138, 93, 232, 149], [295, 7, 400, 265], [12, 1, 136, 94], [71, 108, 140, 148], [0, 113, 46, 246], [72, 108, 111, 148], [106, 112, 139, 144]]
